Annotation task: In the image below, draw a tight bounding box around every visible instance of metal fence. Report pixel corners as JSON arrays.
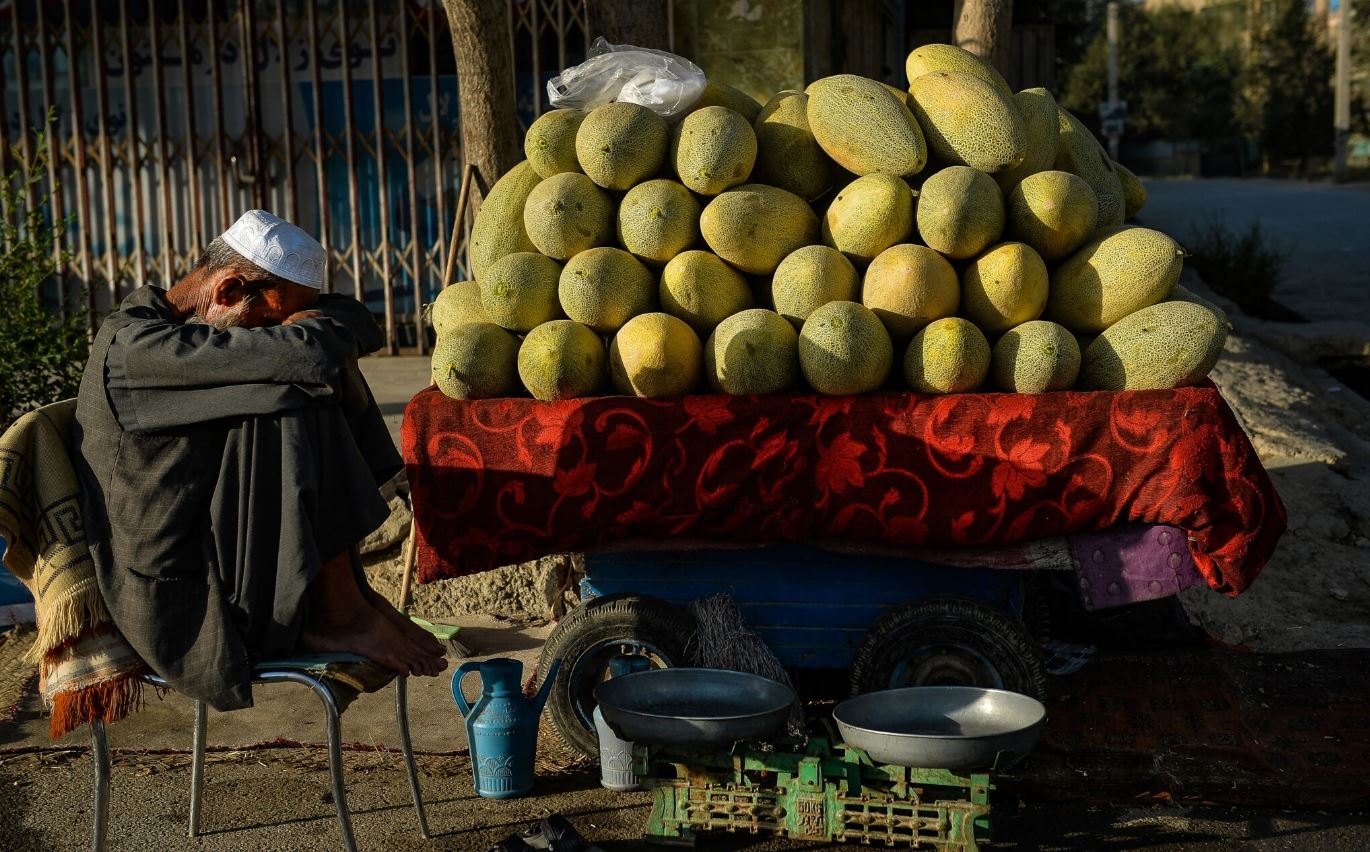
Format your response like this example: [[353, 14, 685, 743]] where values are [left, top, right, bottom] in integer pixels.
[[1, 0, 590, 353]]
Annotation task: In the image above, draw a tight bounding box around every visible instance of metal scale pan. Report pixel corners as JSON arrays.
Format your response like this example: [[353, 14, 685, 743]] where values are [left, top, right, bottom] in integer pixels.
[[594, 668, 795, 751]]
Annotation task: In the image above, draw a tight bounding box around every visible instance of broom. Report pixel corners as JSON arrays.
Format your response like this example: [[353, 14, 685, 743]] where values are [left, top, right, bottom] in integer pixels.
[[398, 519, 474, 658]]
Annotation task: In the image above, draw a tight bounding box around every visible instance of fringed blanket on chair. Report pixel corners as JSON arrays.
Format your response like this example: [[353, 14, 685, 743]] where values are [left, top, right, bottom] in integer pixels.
[[0, 401, 147, 738]]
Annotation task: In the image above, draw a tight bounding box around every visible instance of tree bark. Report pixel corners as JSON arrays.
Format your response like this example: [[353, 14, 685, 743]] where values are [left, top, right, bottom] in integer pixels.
[[585, 0, 672, 52], [953, 0, 1014, 77], [443, 0, 522, 219]]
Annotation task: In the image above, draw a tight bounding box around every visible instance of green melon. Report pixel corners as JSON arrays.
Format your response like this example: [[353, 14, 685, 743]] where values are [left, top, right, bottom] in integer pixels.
[[961, 242, 1049, 334], [994, 88, 1061, 192], [429, 280, 488, 335], [908, 71, 1026, 174], [1116, 161, 1147, 219], [798, 301, 894, 395], [915, 166, 1005, 260], [479, 252, 565, 332], [822, 173, 916, 266], [1006, 170, 1098, 261], [672, 106, 757, 196], [525, 109, 585, 178], [771, 244, 859, 328], [699, 184, 820, 275], [903, 317, 991, 394], [559, 247, 656, 334], [522, 171, 614, 260], [576, 101, 669, 190], [517, 319, 607, 400], [1054, 107, 1125, 228], [609, 312, 703, 398], [431, 322, 521, 400], [469, 161, 542, 281], [691, 80, 763, 123], [991, 320, 1081, 393], [904, 42, 1013, 98], [1046, 226, 1184, 333], [753, 91, 835, 201], [806, 74, 927, 177], [704, 308, 801, 395], [862, 243, 960, 338], [617, 179, 701, 265], [659, 250, 753, 335], [1079, 301, 1227, 391]]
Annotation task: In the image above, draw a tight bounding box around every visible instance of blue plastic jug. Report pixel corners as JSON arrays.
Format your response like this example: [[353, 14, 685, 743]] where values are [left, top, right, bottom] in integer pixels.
[[452, 656, 561, 798]]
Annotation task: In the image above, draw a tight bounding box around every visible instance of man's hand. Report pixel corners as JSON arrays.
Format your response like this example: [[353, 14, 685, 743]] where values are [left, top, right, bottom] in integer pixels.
[[282, 309, 324, 326]]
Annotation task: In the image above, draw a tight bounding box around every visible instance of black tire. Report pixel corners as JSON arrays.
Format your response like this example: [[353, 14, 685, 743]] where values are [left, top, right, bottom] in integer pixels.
[[537, 594, 696, 759], [848, 596, 1047, 700]]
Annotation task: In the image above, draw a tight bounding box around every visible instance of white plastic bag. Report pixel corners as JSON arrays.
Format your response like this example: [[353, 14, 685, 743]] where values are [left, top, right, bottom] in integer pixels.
[[547, 37, 706, 119]]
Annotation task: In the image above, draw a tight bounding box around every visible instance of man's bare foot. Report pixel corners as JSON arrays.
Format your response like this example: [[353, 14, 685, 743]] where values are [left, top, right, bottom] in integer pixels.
[[366, 589, 448, 659], [301, 605, 435, 677]]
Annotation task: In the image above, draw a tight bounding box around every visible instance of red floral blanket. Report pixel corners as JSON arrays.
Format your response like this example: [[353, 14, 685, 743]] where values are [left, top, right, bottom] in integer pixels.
[[404, 383, 1284, 595]]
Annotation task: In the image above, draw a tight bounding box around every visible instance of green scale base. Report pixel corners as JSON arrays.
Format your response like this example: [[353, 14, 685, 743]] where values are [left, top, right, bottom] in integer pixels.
[[635, 737, 992, 849]]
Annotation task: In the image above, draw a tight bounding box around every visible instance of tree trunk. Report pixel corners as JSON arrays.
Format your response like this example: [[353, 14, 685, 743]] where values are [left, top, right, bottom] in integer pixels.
[[443, 0, 522, 219], [585, 0, 672, 52], [953, 0, 1014, 77]]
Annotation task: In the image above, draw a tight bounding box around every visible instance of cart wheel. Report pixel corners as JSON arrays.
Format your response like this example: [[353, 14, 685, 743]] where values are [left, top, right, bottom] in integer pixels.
[[849, 596, 1047, 700], [537, 594, 696, 759]]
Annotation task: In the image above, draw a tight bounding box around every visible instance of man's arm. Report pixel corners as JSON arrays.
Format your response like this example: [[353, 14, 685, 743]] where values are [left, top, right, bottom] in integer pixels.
[[312, 294, 386, 356], [103, 308, 369, 432]]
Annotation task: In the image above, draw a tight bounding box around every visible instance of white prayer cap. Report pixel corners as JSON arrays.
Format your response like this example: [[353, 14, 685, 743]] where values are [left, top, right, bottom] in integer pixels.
[[220, 209, 326, 289]]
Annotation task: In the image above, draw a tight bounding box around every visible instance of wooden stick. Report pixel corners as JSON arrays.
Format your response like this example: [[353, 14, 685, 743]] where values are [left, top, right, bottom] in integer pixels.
[[398, 518, 418, 615], [441, 162, 476, 288]]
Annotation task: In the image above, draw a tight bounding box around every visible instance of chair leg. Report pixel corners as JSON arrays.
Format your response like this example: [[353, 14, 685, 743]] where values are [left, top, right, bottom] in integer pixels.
[[394, 676, 430, 839], [90, 721, 109, 852], [189, 700, 207, 837], [308, 679, 358, 852]]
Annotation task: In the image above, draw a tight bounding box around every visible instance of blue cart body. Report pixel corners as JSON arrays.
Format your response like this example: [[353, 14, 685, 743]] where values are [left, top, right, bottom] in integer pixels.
[[581, 544, 1027, 670]]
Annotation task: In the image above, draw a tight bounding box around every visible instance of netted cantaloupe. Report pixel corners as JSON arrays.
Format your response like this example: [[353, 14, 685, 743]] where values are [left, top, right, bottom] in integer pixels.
[[479, 252, 565, 332], [430, 281, 488, 335], [805, 74, 927, 177], [908, 71, 1026, 175], [469, 161, 541, 281], [609, 312, 703, 398], [1054, 107, 1125, 228], [522, 171, 614, 260], [559, 247, 656, 334], [1079, 301, 1227, 391], [771, 245, 859, 328], [691, 80, 763, 123], [994, 88, 1061, 192], [991, 320, 1081, 393], [431, 322, 520, 400], [904, 42, 1013, 99], [1116, 161, 1147, 220], [961, 242, 1049, 334], [576, 101, 669, 190], [660, 250, 753, 335], [1046, 227, 1184, 333], [617, 179, 701, 265], [903, 317, 991, 394], [799, 301, 894, 395], [753, 91, 834, 201], [822, 174, 915, 265], [1006, 170, 1098, 261], [862, 243, 960, 338], [1168, 283, 1232, 331], [916, 166, 1005, 260], [704, 309, 801, 395], [517, 319, 607, 400], [699, 184, 819, 275], [525, 109, 585, 178], [672, 106, 757, 196]]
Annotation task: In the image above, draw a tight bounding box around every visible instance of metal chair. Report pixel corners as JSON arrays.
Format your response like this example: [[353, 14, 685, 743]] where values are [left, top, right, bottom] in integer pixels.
[[89, 664, 428, 852]]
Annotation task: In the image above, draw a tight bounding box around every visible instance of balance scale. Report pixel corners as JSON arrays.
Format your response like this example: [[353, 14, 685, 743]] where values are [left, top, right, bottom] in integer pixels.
[[595, 670, 1045, 850]]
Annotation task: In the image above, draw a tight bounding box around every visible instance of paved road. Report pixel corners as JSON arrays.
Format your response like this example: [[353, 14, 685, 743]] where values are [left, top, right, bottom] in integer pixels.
[[1137, 179, 1370, 323]]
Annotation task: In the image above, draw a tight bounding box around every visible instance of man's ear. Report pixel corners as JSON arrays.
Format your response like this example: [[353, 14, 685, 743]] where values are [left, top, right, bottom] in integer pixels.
[[209, 274, 250, 307]]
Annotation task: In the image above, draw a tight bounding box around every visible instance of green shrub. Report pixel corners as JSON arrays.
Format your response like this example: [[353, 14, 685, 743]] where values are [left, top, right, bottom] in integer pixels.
[[1, 119, 88, 428], [1184, 216, 1285, 312]]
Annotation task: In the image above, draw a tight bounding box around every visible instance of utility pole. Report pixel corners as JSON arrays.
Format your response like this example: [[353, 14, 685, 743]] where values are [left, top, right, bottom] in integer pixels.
[[1104, 1, 1122, 161], [1334, 0, 1352, 180]]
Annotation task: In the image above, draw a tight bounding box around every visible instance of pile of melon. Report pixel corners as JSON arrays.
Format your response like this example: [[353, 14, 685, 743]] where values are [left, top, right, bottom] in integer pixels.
[[431, 43, 1229, 402]]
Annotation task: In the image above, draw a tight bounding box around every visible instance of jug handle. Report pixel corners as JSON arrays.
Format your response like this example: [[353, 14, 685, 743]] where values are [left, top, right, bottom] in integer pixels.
[[451, 660, 484, 717]]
